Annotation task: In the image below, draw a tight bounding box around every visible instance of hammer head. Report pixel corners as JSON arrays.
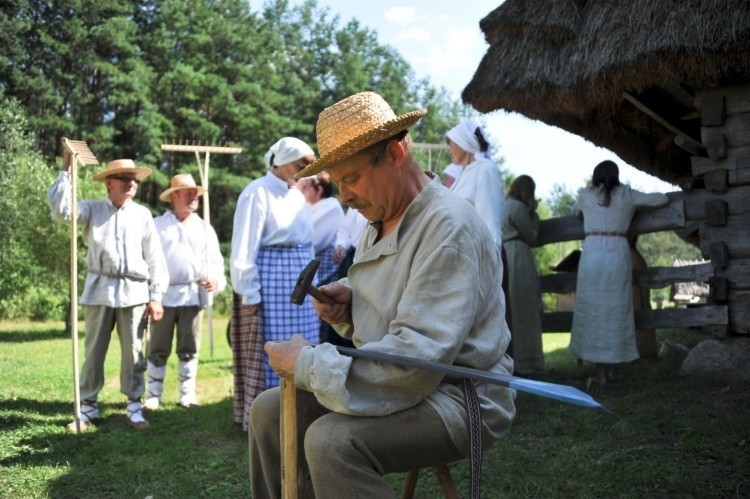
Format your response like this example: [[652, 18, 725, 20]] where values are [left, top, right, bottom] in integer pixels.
[[291, 259, 321, 305]]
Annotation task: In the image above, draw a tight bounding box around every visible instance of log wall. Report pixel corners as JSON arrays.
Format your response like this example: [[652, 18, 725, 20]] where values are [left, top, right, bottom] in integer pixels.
[[535, 83, 750, 336]]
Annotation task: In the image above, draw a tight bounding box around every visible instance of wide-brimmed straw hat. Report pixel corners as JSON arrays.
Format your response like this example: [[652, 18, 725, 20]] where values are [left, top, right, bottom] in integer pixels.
[[159, 173, 206, 202], [296, 91, 427, 178], [92, 159, 152, 182]]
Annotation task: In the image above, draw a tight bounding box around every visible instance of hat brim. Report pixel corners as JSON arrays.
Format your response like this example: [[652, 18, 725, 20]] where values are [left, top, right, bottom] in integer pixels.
[[92, 166, 152, 182], [159, 185, 207, 202], [296, 109, 427, 179]]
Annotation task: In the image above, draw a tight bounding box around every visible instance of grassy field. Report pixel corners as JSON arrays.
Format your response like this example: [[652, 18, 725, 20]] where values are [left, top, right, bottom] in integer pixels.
[[1, 320, 749, 498]]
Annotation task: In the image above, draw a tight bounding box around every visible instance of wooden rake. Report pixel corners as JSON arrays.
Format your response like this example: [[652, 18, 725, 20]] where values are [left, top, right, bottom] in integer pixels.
[[160, 142, 242, 357], [60, 137, 99, 434]]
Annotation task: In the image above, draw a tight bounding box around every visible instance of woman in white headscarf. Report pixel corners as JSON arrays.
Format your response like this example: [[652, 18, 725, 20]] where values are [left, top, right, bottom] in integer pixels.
[[445, 120, 513, 344], [230, 137, 319, 430], [445, 119, 505, 251]]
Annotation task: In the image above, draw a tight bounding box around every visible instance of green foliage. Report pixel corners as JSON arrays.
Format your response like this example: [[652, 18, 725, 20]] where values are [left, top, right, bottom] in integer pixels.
[[548, 182, 577, 217]]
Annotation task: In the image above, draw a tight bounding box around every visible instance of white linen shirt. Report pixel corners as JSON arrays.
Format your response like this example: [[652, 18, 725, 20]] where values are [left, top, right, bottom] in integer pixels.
[[334, 207, 368, 251], [48, 171, 168, 307], [450, 157, 505, 250], [295, 179, 516, 453], [308, 197, 345, 254], [230, 171, 314, 305], [153, 211, 227, 308]]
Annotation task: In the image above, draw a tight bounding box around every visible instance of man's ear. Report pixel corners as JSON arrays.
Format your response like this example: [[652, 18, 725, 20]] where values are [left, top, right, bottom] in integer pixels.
[[385, 139, 406, 165]]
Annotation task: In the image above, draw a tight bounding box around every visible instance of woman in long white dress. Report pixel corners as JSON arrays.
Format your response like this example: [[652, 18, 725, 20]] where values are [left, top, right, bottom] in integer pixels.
[[570, 161, 669, 385]]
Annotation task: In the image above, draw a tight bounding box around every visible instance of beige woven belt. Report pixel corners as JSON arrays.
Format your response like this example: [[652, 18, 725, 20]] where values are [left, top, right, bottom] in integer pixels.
[[585, 231, 626, 237], [88, 270, 148, 282]]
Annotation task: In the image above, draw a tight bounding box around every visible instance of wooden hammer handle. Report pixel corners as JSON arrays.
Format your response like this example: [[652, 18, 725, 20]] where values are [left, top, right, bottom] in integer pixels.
[[307, 284, 336, 305]]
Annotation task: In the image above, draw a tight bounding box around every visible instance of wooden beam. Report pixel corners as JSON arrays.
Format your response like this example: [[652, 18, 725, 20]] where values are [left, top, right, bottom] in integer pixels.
[[542, 305, 728, 332], [622, 91, 703, 150], [535, 199, 684, 247]]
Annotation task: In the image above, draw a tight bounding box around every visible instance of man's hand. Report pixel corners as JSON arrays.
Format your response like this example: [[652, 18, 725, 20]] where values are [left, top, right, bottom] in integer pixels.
[[314, 282, 352, 325], [265, 334, 310, 380], [199, 278, 218, 293], [147, 300, 164, 322]]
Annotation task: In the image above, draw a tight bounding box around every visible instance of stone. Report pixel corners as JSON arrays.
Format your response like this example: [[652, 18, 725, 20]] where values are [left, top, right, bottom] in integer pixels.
[[679, 338, 750, 383]]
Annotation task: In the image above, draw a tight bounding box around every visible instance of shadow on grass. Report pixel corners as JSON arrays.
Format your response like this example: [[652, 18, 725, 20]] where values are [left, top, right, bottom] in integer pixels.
[[2, 396, 250, 498], [0, 328, 68, 343]]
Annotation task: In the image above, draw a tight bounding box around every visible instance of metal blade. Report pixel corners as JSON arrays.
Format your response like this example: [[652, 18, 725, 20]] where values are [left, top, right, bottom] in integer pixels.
[[336, 346, 608, 412]]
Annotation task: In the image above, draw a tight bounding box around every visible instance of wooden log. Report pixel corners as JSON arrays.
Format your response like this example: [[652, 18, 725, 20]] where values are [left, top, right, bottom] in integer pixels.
[[701, 112, 750, 150], [728, 290, 750, 334], [674, 134, 706, 157], [699, 215, 750, 259], [280, 380, 316, 499], [691, 146, 750, 177], [705, 134, 728, 160], [708, 276, 730, 302], [535, 199, 685, 247], [540, 263, 715, 295], [695, 83, 750, 116], [668, 185, 750, 221], [716, 259, 750, 289], [704, 200, 728, 226], [707, 241, 730, 268], [700, 96, 726, 126], [703, 168, 729, 193], [541, 306, 728, 332]]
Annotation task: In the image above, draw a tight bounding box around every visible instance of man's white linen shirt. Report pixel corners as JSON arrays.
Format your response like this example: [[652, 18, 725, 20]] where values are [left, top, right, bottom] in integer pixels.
[[153, 211, 226, 308], [48, 171, 168, 307], [294, 179, 516, 452], [231, 171, 314, 305], [308, 197, 344, 255]]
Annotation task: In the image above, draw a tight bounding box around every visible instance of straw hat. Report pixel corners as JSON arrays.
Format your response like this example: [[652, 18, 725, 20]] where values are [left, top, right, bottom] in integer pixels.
[[159, 173, 206, 202], [296, 91, 427, 178], [92, 159, 152, 182]]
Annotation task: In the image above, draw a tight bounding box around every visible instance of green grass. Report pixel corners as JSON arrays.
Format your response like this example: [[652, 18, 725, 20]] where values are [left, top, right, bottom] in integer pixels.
[[1, 322, 749, 498]]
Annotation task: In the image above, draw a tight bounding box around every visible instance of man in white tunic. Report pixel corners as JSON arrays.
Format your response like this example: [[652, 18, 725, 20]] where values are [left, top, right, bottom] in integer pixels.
[[48, 154, 169, 431], [144, 174, 226, 410], [248, 92, 516, 497]]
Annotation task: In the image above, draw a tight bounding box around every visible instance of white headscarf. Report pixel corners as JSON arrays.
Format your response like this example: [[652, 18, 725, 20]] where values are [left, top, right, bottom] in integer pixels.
[[446, 119, 491, 160], [264, 137, 315, 169]]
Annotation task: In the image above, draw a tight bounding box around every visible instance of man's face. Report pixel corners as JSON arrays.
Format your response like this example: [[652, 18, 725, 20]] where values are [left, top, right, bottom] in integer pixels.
[[106, 174, 139, 205], [171, 188, 199, 216], [329, 148, 398, 224]]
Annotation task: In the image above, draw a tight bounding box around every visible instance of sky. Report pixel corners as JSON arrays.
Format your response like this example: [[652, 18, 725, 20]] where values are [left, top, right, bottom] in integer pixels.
[[286, 0, 675, 198]]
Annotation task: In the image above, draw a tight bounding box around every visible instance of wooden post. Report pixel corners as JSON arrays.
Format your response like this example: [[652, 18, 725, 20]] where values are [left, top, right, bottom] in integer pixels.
[[60, 138, 98, 433]]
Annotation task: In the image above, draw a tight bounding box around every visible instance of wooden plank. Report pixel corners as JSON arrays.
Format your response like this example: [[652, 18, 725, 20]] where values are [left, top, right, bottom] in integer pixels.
[[535, 199, 685, 247], [704, 168, 729, 192], [541, 306, 728, 332], [540, 273, 577, 294], [704, 200, 728, 226], [699, 215, 750, 259], [705, 134, 728, 160], [701, 112, 750, 149]]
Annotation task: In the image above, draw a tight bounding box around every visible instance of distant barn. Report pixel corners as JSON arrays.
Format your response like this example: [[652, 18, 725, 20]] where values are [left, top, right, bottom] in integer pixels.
[[463, 0, 750, 335]]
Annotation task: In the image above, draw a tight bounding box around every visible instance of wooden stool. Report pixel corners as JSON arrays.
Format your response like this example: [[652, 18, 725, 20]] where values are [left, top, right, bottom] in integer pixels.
[[401, 464, 459, 499], [280, 381, 460, 499]]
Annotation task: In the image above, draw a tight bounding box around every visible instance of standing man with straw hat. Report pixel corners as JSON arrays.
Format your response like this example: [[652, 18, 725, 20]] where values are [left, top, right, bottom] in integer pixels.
[[144, 174, 226, 411], [248, 92, 516, 497], [48, 154, 169, 431]]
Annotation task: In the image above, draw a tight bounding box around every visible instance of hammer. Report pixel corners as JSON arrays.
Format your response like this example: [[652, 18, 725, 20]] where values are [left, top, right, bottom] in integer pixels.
[[290, 259, 335, 305]]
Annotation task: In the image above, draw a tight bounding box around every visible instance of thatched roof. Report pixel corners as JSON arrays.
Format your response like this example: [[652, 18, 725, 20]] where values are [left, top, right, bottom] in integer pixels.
[[463, 0, 750, 184]]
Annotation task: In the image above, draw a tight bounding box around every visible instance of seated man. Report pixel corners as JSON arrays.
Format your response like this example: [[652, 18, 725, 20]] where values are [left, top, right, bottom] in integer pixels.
[[249, 91, 516, 497]]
